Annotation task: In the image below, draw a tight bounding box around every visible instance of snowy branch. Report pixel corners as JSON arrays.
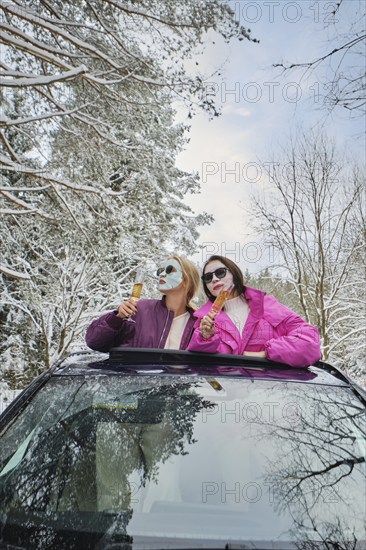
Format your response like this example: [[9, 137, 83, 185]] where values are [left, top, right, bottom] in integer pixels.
[[0, 263, 31, 280]]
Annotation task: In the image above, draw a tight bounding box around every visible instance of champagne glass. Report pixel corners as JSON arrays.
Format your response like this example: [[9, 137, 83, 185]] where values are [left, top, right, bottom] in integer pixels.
[[130, 271, 144, 302], [126, 269, 145, 322]]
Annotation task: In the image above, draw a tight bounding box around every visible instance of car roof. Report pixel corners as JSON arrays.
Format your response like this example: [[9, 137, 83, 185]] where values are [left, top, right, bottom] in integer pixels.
[[51, 347, 353, 388], [1, 348, 365, 437]]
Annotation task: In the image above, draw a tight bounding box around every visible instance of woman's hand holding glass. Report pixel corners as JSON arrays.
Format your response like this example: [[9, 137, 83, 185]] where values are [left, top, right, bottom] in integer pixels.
[[116, 299, 138, 319], [116, 269, 145, 322]]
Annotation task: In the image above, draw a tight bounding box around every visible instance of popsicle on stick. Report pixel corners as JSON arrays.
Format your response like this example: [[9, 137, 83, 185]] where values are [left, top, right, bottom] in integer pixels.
[[209, 287, 232, 317]]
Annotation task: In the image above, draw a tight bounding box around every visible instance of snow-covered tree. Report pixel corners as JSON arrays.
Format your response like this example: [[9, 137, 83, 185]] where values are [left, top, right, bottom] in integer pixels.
[[274, 0, 365, 118], [248, 132, 366, 377], [0, 1, 257, 384], [0, 0, 256, 278]]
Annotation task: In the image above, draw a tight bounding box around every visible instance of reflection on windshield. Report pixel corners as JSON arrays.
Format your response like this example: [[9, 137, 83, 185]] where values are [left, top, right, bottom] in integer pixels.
[[0, 376, 214, 548], [0, 375, 365, 549], [254, 384, 366, 548]]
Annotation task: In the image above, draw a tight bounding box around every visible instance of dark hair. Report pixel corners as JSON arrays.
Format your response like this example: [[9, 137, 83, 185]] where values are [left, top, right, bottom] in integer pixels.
[[202, 255, 245, 301]]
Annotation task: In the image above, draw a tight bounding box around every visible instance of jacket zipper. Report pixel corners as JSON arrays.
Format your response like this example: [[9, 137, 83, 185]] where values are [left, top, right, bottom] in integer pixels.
[[158, 311, 171, 348]]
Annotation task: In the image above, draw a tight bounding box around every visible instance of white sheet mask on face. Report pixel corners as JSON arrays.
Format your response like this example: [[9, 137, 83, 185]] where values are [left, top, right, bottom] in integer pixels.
[[157, 259, 183, 291]]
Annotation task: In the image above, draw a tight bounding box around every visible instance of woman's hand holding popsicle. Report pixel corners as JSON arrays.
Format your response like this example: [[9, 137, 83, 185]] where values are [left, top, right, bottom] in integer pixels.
[[200, 311, 215, 339], [199, 286, 233, 339]]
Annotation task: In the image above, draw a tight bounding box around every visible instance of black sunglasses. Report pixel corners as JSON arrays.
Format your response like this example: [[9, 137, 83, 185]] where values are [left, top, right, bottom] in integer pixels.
[[201, 267, 229, 284], [156, 264, 177, 277]]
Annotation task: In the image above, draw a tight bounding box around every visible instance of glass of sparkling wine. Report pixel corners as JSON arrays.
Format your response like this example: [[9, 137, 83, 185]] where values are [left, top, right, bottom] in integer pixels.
[[127, 269, 145, 322]]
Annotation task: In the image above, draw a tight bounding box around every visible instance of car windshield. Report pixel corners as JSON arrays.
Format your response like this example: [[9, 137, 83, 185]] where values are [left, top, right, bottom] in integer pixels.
[[0, 373, 365, 549]]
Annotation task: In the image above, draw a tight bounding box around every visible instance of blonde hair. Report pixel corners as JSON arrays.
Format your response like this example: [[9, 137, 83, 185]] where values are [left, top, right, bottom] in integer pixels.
[[171, 255, 200, 310]]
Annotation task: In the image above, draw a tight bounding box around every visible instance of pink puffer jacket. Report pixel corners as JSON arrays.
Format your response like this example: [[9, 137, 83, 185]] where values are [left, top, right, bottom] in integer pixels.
[[187, 287, 321, 367]]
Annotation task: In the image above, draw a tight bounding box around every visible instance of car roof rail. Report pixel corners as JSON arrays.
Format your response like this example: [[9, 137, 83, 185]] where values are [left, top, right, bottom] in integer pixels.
[[109, 347, 361, 377], [315, 359, 366, 398], [107, 349, 366, 398], [51, 348, 362, 395]]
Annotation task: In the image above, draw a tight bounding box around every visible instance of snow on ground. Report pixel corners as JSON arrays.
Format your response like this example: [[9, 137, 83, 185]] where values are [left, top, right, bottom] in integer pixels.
[[0, 389, 22, 415], [349, 370, 366, 391]]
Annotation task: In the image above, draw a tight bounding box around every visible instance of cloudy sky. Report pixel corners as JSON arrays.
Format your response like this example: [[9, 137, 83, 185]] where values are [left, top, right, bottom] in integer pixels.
[[176, 0, 365, 273]]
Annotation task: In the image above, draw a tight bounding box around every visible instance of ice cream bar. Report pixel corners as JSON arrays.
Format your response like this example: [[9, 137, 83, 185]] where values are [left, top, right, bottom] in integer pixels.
[[210, 289, 230, 316]]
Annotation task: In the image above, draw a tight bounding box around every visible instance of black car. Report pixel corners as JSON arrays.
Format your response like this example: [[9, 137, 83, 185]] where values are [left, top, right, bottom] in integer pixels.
[[0, 349, 365, 549]]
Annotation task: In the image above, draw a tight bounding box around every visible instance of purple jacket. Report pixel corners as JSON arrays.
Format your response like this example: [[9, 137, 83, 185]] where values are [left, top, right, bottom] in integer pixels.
[[187, 286, 321, 367], [85, 298, 196, 352]]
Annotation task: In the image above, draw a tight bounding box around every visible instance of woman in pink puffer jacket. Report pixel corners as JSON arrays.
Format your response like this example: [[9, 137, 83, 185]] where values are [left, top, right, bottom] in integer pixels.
[[187, 255, 321, 367]]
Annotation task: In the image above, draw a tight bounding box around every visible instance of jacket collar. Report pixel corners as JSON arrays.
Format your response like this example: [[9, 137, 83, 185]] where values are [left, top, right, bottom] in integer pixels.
[[243, 286, 266, 318], [160, 295, 168, 309], [160, 294, 195, 315]]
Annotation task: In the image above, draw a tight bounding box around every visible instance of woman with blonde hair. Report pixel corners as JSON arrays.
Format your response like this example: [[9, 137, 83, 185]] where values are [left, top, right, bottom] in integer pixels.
[[86, 256, 200, 351]]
